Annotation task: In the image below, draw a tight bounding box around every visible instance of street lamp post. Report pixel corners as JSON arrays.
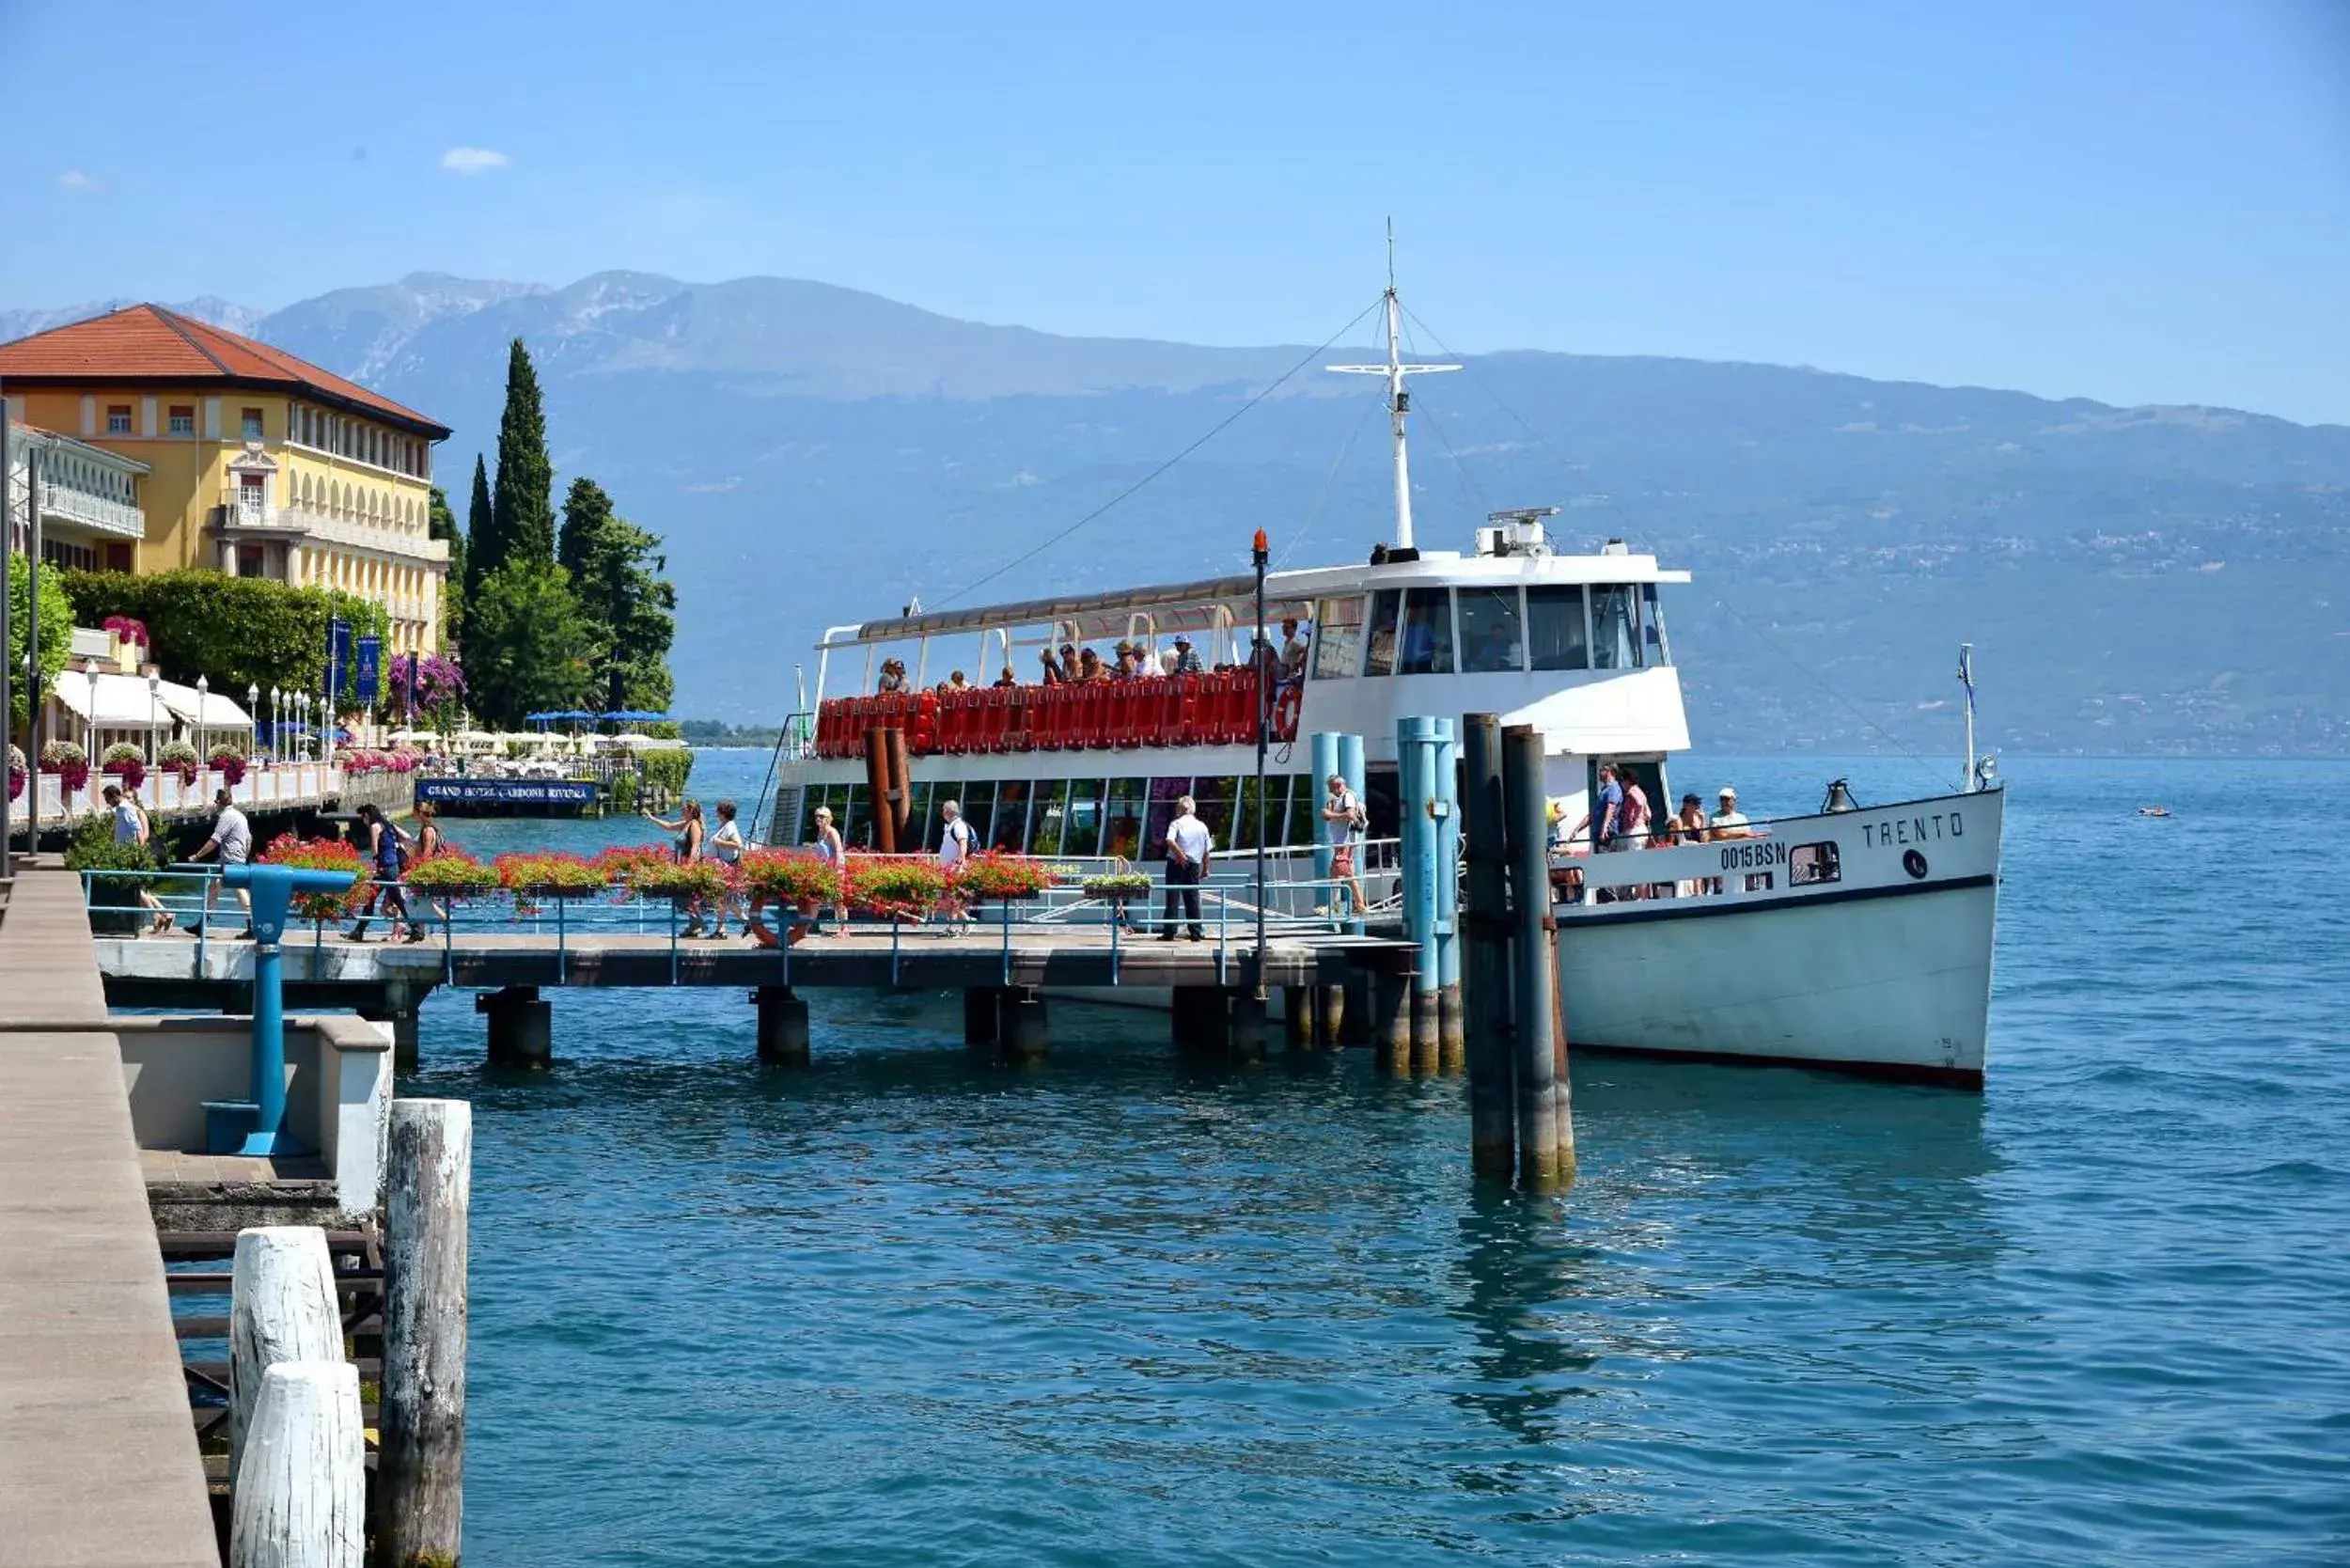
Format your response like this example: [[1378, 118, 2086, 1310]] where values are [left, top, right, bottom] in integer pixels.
[[195, 674, 209, 770], [147, 668, 160, 776], [247, 682, 258, 775], [270, 687, 281, 764], [83, 660, 100, 773]]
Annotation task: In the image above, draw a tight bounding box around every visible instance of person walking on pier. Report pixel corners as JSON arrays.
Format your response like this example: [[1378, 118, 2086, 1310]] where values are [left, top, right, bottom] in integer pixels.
[[188, 787, 252, 937], [708, 800, 747, 939], [1320, 773, 1368, 921], [345, 803, 415, 943], [937, 798, 976, 936], [645, 800, 710, 935], [102, 783, 171, 933], [1160, 794, 1211, 942], [810, 804, 846, 935]]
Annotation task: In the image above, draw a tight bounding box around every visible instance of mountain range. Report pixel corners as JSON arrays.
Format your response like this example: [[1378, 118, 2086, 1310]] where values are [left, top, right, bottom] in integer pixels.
[[8, 272, 2345, 758]]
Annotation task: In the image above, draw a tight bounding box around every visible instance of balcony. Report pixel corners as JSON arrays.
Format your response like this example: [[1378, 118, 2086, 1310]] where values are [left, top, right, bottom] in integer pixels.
[[41, 484, 146, 541], [214, 499, 449, 565]]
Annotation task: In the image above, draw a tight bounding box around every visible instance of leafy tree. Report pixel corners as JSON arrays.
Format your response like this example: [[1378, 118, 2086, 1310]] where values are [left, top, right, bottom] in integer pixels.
[[558, 478, 679, 713], [429, 483, 466, 657], [55, 569, 386, 708], [489, 338, 554, 572], [8, 555, 75, 730], [462, 562, 593, 727]]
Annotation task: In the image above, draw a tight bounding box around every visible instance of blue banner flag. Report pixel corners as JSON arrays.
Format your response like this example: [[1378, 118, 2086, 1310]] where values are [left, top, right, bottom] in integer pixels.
[[327, 617, 352, 698], [355, 635, 381, 705]]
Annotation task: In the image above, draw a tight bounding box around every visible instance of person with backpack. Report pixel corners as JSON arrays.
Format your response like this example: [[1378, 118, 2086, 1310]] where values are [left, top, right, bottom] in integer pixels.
[[1320, 772, 1369, 921], [345, 803, 415, 943], [936, 797, 976, 936]]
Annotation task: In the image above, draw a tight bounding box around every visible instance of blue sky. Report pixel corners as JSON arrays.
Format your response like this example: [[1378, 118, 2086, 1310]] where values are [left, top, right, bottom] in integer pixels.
[[6, 0, 2347, 422]]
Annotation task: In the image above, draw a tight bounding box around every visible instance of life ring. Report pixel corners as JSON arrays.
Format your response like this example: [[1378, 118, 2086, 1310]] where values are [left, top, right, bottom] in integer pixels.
[[1270, 682, 1303, 742], [745, 890, 815, 948]]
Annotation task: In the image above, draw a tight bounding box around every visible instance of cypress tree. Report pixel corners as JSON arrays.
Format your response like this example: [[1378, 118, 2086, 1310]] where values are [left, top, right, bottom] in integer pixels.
[[489, 337, 555, 570], [462, 453, 494, 602], [556, 476, 614, 583]]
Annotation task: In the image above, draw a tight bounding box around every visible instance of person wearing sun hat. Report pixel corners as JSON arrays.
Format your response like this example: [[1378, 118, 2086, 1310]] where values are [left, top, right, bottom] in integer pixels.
[[1710, 786, 1750, 840], [1170, 635, 1204, 676]]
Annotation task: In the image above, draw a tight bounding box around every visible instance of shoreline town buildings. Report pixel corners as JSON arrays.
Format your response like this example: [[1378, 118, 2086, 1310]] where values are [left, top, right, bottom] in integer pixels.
[[0, 306, 452, 654]]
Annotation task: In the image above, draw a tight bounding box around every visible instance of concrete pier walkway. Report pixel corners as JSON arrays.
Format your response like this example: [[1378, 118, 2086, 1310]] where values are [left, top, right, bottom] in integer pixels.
[[0, 866, 216, 1568]]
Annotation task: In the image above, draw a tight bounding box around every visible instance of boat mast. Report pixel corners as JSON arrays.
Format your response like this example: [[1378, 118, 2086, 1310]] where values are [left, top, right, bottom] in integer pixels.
[[1328, 220, 1458, 551]]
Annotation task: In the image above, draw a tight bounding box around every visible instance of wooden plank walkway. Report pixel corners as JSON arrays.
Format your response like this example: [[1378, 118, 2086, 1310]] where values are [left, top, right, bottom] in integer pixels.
[[0, 866, 216, 1568]]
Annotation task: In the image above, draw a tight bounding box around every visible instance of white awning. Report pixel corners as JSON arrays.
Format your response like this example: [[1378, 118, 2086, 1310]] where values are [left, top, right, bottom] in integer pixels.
[[50, 671, 166, 727], [157, 681, 251, 729]]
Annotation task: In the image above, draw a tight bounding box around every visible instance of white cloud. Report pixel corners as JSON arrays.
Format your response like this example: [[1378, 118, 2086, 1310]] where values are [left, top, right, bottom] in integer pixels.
[[440, 147, 510, 176], [55, 169, 99, 191]]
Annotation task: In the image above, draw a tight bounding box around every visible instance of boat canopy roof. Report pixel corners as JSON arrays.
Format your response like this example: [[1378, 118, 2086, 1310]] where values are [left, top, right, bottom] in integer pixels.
[[830, 549, 1691, 650]]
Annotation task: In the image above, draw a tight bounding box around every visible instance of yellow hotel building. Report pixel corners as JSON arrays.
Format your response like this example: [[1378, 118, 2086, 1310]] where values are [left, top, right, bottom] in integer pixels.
[[0, 305, 452, 653]]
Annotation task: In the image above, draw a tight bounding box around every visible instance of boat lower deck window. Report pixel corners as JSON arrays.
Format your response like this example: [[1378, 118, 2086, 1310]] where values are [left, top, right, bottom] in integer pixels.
[[1364, 589, 1402, 676], [1527, 585, 1590, 671], [1791, 841, 1841, 886], [1458, 587, 1524, 673], [1312, 595, 1364, 679]]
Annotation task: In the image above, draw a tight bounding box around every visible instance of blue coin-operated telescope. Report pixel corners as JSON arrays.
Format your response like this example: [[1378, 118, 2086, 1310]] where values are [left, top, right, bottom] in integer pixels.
[[203, 862, 358, 1156]]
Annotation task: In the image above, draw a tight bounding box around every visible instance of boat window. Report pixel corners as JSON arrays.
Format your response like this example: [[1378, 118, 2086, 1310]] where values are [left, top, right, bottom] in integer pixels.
[[1195, 775, 1240, 851], [1364, 589, 1402, 677], [957, 780, 995, 852], [1143, 776, 1192, 862], [1458, 587, 1525, 673], [1364, 765, 1400, 840], [1527, 585, 1590, 671], [1235, 773, 1284, 852], [843, 783, 872, 849], [1590, 586, 1641, 669], [1285, 774, 1317, 846], [1397, 588, 1454, 675], [1028, 779, 1072, 855], [1104, 779, 1149, 860], [993, 779, 1033, 852], [1641, 584, 1671, 666], [1063, 780, 1105, 858], [1310, 595, 1364, 680], [905, 781, 935, 848], [1791, 841, 1841, 886]]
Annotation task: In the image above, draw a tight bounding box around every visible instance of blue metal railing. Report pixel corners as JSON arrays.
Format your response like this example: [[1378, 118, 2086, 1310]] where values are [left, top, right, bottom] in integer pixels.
[[79, 865, 1368, 992]]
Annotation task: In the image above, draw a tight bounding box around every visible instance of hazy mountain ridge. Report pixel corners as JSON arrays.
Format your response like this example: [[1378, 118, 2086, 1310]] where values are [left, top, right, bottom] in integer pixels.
[[8, 271, 2344, 753]]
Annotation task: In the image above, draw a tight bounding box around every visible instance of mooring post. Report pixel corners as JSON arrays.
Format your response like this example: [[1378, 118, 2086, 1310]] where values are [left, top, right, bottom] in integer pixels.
[[862, 729, 897, 854], [1399, 716, 1441, 1073], [229, 1360, 365, 1568], [1338, 731, 1367, 936], [1461, 713, 1516, 1180], [378, 1098, 471, 1568], [1341, 970, 1371, 1046], [1503, 724, 1570, 1190], [1282, 985, 1313, 1049], [754, 985, 810, 1065], [478, 984, 551, 1069], [1171, 984, 1225, 1056], [997, 986, 1049, 1064], [228, 1226, 343, 1488], [1433, 717, 1465, 1074]]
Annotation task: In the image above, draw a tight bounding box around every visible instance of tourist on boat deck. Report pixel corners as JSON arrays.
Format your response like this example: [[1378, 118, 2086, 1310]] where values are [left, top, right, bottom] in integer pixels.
[[1573, 762, 1625, 852], [1709, 788, 1750, 839], [1077, 647, 1108, 682], [948, 670, 968, 691], [1279, 618, 1309, 679], [1322, 773, 1368, 919], [876, 657, 908, 695], [1676, 793, 1710, 838], [1058, 642, 1080, 679], [1109, 642, 1136, 680], [1160, 794, 1212, 941], [1171, 635, 1204, 676], [993, 666, 1017, 689], [1039, 647, 1066, 684]]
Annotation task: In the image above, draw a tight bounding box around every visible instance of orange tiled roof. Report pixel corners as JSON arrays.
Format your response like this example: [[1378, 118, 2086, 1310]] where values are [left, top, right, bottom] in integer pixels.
[[0, 304, 449, 438]]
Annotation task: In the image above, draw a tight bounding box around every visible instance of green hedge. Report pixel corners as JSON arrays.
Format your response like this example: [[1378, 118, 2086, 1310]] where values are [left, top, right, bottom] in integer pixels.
[[59, 570, 390, 701]]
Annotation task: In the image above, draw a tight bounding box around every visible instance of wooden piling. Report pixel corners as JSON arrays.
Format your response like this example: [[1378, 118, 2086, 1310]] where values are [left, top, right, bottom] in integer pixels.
[[1503, 724, 1570, 1191], [229, 1227, 343, 1486], [1410, 986, 1440, 1076], [478, 985, 550, 1069], [1228, 991, 1268, 1064], [1372, 969, 1409, 1074], [1171, 985, 1226, 1055], [377, 1099, 470, 1568], [862, 731, 896, 854], [998, 988, 1049, 1063], [1460, 713, 1516, 1181], [1282, 985, 1314, 1049], [229, 1360, 365, 1568], [1315, 983, 1347, 1051], [754, 985, 810, 1065], [885, 727, 914, 846], [964, 985, 1001, 1047], [1341, 971, 1371, 1047]]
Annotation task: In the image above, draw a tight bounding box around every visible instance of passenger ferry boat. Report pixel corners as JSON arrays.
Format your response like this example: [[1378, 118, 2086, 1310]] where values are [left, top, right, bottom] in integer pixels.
[[762, 268, 2003, 1087]]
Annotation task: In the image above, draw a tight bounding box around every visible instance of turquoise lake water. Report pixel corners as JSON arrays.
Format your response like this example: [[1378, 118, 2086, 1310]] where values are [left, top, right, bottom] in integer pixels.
[[402, 751, 2350, 1565]]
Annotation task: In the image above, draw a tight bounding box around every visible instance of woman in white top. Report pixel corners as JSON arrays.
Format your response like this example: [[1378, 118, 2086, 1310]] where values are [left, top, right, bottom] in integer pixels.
[[706, 799, 747, 940], [810, 805, 846, 935]]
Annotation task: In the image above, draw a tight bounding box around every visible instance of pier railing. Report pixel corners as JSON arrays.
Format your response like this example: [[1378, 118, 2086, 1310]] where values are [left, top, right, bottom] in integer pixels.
[[83, 860, 1386, 992]]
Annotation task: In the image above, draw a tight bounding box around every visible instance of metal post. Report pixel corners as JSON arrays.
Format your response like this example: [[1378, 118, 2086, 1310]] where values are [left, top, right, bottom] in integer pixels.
[[1251, 528, 1269, 1002], [1338, 731, 1365, 935], [1398, 716, 1440, 1073], [1433, 716, 1464, 1073], [1503, 723, 1571, 1190], [1462, 713, 1514, 1179]]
